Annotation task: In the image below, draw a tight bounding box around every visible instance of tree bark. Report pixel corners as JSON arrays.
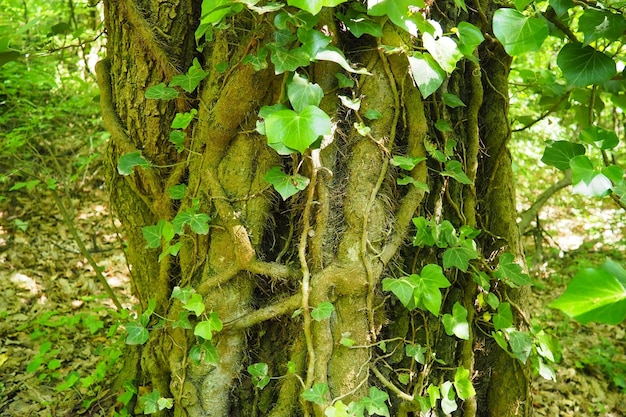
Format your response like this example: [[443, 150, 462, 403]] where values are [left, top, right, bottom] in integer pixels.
[[99, 1, 532, 416]]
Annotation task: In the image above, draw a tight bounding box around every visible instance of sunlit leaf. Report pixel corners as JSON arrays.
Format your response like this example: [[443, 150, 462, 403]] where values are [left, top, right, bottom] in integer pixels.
[[287, 0, 347, 15], [442, 302, 470, 340], [493, 302, 512, 330], [126, 321, 149, 345], [145, 83, 179, 100], [579, 125, 619, 150], [456, 22, 484, 58], [541, 140, 585, 171], [492, 9, 548, 56], [171, 109, 197, 129], [367, 0, 428, 36], [315, 47, 370, 74], [264, 166, 310, 200], [494, 252, 532, 287], [578, 9, 626, 46], [301, 383, 329, 405], [267, 44, 311, 74], [118, 151, 151, 176], [423, 33, 462, 74], [454, 367, 476, 400], [311, 301, 335, 321], [408, 52, 446, 98], [288, 72, 324, 112], [265, 105, 331, 153]]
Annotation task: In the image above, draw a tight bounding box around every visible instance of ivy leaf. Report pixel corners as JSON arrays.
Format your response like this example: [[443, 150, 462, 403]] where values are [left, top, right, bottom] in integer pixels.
[[171, 109, 197, 129], [339, 95, 361, 111], [183, 293, 206, 316], [118, 151, 151, 176], [265, 105, 331, 154], [579, 125, 619, 150], [298, 28, 331, 57], [264, 166, 310, 200], [287, 0, 347, 15], [406, 343, 427, 364], [169, 60, 208, 93], [443, 93, 466, 108], [397, 175, 430, 191], [142, 220, 167, 249], [492, 9, 548, 56], [440, 381, 458, 414], [507, 329, 533, 363], [242, 47, 269, 71], [169, 130, 186, 152], [311, 301, 335, 321], [248, 362, 270, 389], [443, 241, 479, 272], [557, 43, 616, 87], [288, 72, 324, 112], [168, 184, 187, 200], [337, 6, 383, 38], [267, 44, 311, 74], [456, 22, 484, 58], [173, 208, 210, 235], [158, 241, 183, 262], [382, 277, 416, 309], [578, 9, 626, 46], [442, 302, 470, 340], [364, 108, 382, 120], [415, 264, 452, 316], [359, 387, 390, 417], [125, 321, 149, 345], [172, 311, 193, 329], [171, 286, 194, 304], [454, 367, 476, 400], [367, 0, 427, 36], [408, 52, 446, 98], [541, 140, 585, 171], [391, 155, 427, 171], [494, 252, 532, 287], [493, 302, 513, 331], [422, 33, 462, 74], [301, 382, 329, 405], [550, 267, 626, 324], [145, 83, 179, 100], [442, 160, 473, 185], [315, 46, 370, 74], [189, 340, 219, 365], [194, 312, 223, 340]]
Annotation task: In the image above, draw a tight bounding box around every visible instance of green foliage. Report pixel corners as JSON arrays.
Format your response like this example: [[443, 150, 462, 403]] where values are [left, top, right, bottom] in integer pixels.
[[492, 9, 548, 56]]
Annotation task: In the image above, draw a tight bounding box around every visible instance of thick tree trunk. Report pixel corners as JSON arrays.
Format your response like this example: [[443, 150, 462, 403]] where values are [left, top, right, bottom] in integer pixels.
[[99, 1, 531, 416]]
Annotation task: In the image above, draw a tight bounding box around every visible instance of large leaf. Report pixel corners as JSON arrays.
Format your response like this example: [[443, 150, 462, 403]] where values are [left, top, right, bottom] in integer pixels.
[[541, 140, 585, 171], [414, 264, 452, 316], [550, 268, 626, 324], [265, 105, 331, 154], [287, 0, 347, 15], [287, 72, 324, 112], [579, 125, 619, 150], [492, 9, 549, 56], [456, 22, 484, 58], [578, 9, 626, 46], [408, 52, 446, 98], [337, 5, 383, 38], [442, 241, 479, 272], [367, 0, 427, 36], [454, 367, 476, 400], [267, 44, 311, 74], [557, 43, 616, 87], [422, 33, 463, 73]]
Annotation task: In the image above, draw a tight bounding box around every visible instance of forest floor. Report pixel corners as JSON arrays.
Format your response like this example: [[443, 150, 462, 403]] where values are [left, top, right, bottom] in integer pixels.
[[1, 160, 625, 416]]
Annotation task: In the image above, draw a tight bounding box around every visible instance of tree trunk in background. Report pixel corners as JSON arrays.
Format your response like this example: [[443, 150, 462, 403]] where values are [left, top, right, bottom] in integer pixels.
[[98, 1, 531, 416]]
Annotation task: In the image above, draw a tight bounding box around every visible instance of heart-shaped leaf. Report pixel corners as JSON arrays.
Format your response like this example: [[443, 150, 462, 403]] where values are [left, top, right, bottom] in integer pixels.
[[408, 52, 446, 98], [557, 43, 616, 87], [265, 105, 331, 154], [288, 72, 324, 112], [541, 140, 585, 170], [492, 9, 548, 56]]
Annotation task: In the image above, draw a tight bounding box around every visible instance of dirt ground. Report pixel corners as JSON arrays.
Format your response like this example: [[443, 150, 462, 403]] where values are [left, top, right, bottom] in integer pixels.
[[1, 167, 625, 416]]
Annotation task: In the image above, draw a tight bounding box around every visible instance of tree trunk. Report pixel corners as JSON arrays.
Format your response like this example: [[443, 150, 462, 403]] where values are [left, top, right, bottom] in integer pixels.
[[98, 1, 531, 416]]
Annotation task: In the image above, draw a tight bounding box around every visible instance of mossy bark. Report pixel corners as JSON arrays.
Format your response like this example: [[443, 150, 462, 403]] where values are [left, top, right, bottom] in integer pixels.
[[99, 1, 531, 416]]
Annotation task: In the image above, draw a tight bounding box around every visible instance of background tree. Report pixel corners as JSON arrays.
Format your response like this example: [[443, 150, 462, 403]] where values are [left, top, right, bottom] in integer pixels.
[[98, 1, 550, 416]]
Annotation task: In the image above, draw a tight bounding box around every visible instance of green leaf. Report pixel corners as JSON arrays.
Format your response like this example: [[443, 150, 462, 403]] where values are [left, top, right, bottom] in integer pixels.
[[382, 277, 416, 309], [408, 52, 446, 98], [442, 93, 466, 108], [367, 0, 427, 36], [168, 184, 187, 200], [118, 151, 151, 176], [183, 293, 206, 316], [435, 119, 453, 132], [126, 321, 149, 345], [311, 301, 335, 321], [169, 130, 186, 152], [264, 166, 310, 200], [145, 83, 179, 100], [359, 386, 390, 417], [301, 382, 329, 405], [579, 125, 619, 150], [443, 241, 479, 272], [336, 73, 355, 88], [442, 302, 470, 340], [9, 180, 40, 192], [353, 121, 371, 136], [391, 155, 427, 171], [189, 340, 219, 365], [298, 27, 332, 57], [507, 329, 533, 363], [55, 371, 80, 392], [159, 241, 183, 262], [456, 22, 484, 58], [492, 9, 549, 56], [139, 389, 163, 414], [288, 72, 324, 112], [454, 367, 476, 400], [494, 252, 532, 287], [415, 264, 452, 316], [171, 109, 197, 129], [171, 285, 195, 303], [423, 33, 462, 74], [493, 302, 513, 331], [549, 0, 573, 16], [169, 60, 209, 93], [557, 43, 616, 87], [142, 220, 167, 249], [172, 311, 193, 329], [578, 9, 626, 46], [265, 105, 331, 154], [315, 46, 370, 74], [242, 47, 269, 71], [267, 44, 311, 74], [397, 175, 430, 191], [442, 160, 473, 184], [413, 216, 436, 247], [194, 312, 223, 340], [287, 0, 347, 15], [173, 208, 211, 235], [248, 362, 271, 389], [406, 344, 427, 364], [550, 267, 626, 324], [364, 108, 382, 120], [541, 140, 585, 171], [339, 95, 361, 111], [337, 6, 383, 38]]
